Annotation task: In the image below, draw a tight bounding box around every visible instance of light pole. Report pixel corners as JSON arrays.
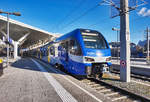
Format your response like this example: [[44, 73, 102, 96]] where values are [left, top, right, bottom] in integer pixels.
[[0, 10, 21, 66], [146, 27, 150, 64], [112, 27, 120, 62]]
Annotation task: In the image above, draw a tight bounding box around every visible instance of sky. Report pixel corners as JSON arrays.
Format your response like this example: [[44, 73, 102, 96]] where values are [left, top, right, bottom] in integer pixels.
[[0, 0, 150, 44]]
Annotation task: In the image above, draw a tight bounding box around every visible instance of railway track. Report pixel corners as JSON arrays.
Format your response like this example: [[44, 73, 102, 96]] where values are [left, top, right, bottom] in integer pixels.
[[81, 78, 149, 102], [64, 69, 150, 102], [111, 69, 150, 82]]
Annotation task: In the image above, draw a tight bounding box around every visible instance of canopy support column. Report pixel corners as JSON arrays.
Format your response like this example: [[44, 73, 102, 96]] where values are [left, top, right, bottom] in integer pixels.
[[14, 41, 19, 59]]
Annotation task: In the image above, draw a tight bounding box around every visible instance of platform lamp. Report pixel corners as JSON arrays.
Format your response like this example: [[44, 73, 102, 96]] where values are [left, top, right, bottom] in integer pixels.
[[0, 10, 21, 66], [112, 27, 120, 62]]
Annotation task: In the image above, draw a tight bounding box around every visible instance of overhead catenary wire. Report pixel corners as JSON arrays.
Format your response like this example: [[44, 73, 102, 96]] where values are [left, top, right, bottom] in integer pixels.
[[55, 0, 149, 40], [60, 0, 141, 31], [85, 13, 148, 44], [61, 1, 104, 31], [87, 7, 150, 29], [51, 0, 85, 33], [87, 17, 112, 28], [56, 0, 86, 30]]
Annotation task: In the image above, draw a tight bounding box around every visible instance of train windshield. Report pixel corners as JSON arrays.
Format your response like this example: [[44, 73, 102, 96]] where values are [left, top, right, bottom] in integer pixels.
[[82, 32, 108, 49]]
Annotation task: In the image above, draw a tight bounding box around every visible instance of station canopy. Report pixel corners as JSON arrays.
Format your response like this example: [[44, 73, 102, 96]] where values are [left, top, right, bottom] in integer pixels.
[[0, 15, 56, 49]]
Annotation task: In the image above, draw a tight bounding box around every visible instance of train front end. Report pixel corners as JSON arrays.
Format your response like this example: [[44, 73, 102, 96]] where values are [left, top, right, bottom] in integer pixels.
[[80, 29, 111, 79]]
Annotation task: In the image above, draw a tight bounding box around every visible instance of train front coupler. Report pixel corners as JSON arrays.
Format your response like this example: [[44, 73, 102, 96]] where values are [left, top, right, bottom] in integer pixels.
[[86, 63, 110, 79]]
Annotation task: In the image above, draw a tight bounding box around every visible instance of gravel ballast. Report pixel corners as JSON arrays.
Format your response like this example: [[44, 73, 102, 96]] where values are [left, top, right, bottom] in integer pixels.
[[101, 73, 150, 100]]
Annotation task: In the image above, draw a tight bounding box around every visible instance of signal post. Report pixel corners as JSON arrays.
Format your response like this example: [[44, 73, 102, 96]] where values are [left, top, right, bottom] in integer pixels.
[[102, 0, 146, 82], [120, 0, 130, 82]]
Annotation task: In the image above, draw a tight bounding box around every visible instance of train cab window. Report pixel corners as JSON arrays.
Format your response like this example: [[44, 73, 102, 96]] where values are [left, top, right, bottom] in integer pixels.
[[82, 33, 108, 49], [69, 39, 82, 56]]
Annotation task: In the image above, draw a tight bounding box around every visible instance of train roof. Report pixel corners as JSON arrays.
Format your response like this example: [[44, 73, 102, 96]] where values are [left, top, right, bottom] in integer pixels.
[[55, 28, 102, 42]]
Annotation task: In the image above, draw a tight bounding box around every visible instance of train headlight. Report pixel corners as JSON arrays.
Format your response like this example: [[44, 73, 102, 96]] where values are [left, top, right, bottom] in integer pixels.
[[85, 57, 95, 62], [106, 57, 111, 61]]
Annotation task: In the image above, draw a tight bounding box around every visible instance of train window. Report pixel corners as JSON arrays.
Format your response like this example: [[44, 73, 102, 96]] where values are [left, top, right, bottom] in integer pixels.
[[53, 47, 55, 56], [46, 49, 48, 56], [42, 48, 47, 56], [65, 41, 69, 50], [69, 40, 75, 54], [69, 39, 82, 56], [49, 46, 55, 56], [47, 49, 49, 56], [60, 41, 69, 51], [60, 42, 65, 50], [82, 33, 108, 49], [50, 47, 52, 55], [55, 47, 58, 56]]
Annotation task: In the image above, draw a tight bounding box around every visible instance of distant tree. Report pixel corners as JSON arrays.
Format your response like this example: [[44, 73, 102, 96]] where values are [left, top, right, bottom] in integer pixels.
[[136, 45, 144, 53]]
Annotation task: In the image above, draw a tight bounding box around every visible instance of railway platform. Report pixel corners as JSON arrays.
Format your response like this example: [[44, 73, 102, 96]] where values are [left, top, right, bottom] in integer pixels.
[[111, 59, 150, 77], [0, 57, 112, 102], [112, 59, 150, 68]]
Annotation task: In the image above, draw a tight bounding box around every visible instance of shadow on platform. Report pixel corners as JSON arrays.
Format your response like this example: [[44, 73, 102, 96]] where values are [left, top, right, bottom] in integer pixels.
[[10, 58, 63, 75]]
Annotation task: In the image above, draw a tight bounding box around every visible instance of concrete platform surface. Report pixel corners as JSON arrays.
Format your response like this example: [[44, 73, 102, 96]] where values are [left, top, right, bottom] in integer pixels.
[[0, 58, 111, 102]]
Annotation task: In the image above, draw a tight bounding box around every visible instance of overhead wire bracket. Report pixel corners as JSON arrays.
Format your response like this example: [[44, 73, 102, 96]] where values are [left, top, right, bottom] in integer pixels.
[[99, 0, 148, 18]]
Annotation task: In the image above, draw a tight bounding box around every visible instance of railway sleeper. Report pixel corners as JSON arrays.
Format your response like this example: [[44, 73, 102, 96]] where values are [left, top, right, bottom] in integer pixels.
[[105, 92, 119, 97], [90, 84, 100, 87], [98, 89, 111, 93], [86, 82, 96, 85], [111, 96, 128, 101], [94, 86, 105, 90]]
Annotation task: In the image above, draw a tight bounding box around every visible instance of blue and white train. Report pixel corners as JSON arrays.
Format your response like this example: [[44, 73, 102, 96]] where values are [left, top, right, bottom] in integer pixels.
[[27, 28, 112, 78]]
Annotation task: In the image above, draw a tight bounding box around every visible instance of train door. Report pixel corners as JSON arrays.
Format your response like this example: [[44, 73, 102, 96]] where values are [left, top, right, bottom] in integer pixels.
[[59, 41, 69, 70], [68, 39, 83, 74], [65, 41, 69, 62], [54, 44, 59, 57], [62, 41, 69, 69], [47, 47, 50, 63], [49, 46, 55, 64]]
